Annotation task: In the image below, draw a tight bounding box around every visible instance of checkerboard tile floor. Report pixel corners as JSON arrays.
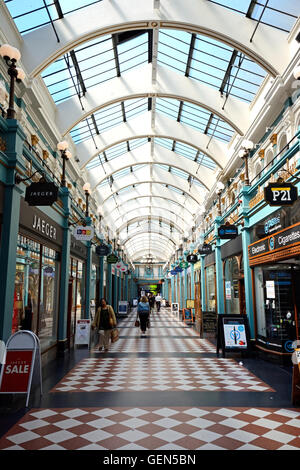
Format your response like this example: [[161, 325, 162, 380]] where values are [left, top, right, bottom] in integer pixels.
[[1, 407, 300, 450], [51, 357, 273, 393]]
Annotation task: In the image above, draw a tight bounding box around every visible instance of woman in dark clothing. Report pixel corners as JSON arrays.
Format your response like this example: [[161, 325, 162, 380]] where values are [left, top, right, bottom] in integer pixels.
[[137, 295, 150, 336]]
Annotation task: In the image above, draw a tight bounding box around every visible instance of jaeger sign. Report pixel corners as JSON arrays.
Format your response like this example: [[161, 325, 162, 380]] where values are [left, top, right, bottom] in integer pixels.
[[25, 181, 58, 206]]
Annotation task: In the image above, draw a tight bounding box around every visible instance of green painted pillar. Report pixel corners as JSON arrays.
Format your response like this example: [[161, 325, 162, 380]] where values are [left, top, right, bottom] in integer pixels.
[[99, 256, 104, 300], [114, 267, 118, 311], [215, 216, 225, 314], [57, 187, 71, 353], [200, 255, 206, 311], [0, 120, 26, 343], [125, 271, 128, 301], [107, 263, 112, 305]]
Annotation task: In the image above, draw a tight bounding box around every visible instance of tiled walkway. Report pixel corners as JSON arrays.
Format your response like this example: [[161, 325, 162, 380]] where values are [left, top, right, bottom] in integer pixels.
[[0, 307, 299, 450]]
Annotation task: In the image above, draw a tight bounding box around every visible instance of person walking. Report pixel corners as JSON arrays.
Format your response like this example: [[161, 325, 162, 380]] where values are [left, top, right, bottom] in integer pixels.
[[92, 298, 117, 351], [148, 293, 155, 314], [137, 295, 150, 336], [155, 293, 162, 312]]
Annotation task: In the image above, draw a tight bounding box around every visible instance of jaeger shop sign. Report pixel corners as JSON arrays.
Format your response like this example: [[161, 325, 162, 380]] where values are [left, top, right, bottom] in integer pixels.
[[248, 222, 300, 261]]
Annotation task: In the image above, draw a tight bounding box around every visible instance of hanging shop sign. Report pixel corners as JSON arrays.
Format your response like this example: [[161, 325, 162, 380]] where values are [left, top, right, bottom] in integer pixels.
[[25, 181, 58, 206], [187, 254, 198, 264], [179, 261, 189, 269], [198, 244, 213, 255], [218, 224, 238, 239], [216, 314, 251, 358], [175, 266, 183, 273], [186, 299, 195, 309], [0, 331, 42, 407], [264, 181, 298, 207], [248, 221, 300, 263], [107, 253, 119, 264], [96, 244, 111, 256], [73, 225, 94, 241], [170, 269, 177, 275]]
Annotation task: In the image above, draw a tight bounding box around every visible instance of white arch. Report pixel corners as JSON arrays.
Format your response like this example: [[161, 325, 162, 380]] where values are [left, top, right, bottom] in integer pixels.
[[103, 193, 195, 219], [78, 112, 228, 169], [89, 143, 216, 190], [118, 215, 183, 234], [98, 166, 205, 207], [21, 0, 287, 78], [57, 64, 250, 136], [114, 205, 190, 228], [122, 230, 177, 246]]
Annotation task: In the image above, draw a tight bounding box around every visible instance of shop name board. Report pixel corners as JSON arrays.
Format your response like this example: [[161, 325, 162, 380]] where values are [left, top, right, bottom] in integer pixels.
[[96, 244, 110, 256], [32, 215, 57, 240], [198, 244, 212, 255], [25, 181, 58, 206], [249, 222, 300, 259], [218, 224, 238, 239], [107, 254, 118, 264], [264, 182, 298, 206], [187, 254, 198, 264]]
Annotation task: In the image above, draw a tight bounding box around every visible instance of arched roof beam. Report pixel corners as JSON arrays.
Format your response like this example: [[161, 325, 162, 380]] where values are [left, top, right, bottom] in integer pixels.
[[89, 143, 215, 191], [114, 206, 190, 228], [22, 0, 287, 78], [118, 216, 183, 234], [79, 113, 228, 170], [103, 194, 195, 219], [98, 166, 205, 207], [56, 64, 249, 136], [122, 230, 177, 246]]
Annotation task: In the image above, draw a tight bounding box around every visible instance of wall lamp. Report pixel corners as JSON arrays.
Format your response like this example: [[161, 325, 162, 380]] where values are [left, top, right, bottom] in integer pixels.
[[216, 181, 225, 216], [0, 43, 25, 119], [83, 182, 92, 218], [238, 139, 254, 186], [57, 140, 72, 187]]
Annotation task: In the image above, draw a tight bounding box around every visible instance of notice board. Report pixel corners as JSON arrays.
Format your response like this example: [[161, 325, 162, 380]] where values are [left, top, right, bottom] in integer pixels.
[[216, 314, 251, 358]]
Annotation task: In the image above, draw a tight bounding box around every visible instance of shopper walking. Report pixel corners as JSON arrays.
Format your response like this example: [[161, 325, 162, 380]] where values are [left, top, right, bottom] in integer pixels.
[[92, 298, 117, 351], [155, 293, 162, 312], [148, 293, 155, 313], [137, 295, 150, 336]]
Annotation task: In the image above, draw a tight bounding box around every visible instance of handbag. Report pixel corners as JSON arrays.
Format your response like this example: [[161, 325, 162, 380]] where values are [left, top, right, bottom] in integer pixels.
[[135, 318, 140, 327], [111, 328, 119, 343]]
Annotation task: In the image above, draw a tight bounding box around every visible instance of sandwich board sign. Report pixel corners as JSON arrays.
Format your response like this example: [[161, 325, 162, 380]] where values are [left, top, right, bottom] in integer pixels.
[[216, 314, 251, 358], [171, 302, 180, 319], [75, 319, 91, 347], [0, 330, 42, 407]]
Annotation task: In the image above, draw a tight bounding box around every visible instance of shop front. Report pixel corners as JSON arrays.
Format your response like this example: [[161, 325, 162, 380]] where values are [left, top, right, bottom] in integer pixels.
[[14, 198, 63, 354], [68, 237, 87, 348], [205, 252, 216, 313], [249, 220, 300, 361], [221, 235, 245, 316]]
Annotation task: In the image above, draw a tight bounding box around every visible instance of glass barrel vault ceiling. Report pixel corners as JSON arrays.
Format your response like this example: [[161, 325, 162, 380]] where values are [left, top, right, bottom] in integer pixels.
[[4, 0, 300, 262]]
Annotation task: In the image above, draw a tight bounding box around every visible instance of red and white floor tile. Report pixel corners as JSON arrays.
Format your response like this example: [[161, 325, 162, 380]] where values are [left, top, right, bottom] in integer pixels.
[[1, 407, 300, 450]]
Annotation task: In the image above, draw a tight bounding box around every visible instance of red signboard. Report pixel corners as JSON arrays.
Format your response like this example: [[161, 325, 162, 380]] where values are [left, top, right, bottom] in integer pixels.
[[0, 350, 33, 393]]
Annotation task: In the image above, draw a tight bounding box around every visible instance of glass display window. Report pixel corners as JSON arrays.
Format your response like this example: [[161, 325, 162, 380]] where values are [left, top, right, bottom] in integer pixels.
[[205, 265, 216, 312], [14, 235, 60, 351], [224, 256, 240, 315], [69, 257, 86, 339], [254, 264, 300, 348]]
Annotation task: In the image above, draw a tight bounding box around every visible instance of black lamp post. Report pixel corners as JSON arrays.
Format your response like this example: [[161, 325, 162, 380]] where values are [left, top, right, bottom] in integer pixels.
[[0, 43, 25, 120], [83, 182, 91, 217], [216, 181, 225, 216], [57, 141, 72, 187], [239, 139, 254, 186]]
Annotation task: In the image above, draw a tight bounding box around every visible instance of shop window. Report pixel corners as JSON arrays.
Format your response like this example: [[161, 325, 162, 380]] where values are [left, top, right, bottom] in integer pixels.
[[205, 265, 216, 312], [224, 257, 240, 314], [70, 258, 86, 339], [13, 235, 60, 351]]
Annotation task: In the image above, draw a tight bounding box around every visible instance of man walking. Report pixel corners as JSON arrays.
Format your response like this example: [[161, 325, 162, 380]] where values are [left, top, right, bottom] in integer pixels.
[[155, 293, 162, 312]]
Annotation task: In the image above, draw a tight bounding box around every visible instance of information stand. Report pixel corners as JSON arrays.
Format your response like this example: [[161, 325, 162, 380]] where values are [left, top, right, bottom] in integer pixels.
[[0, 331, 42, 407], [183, 308, 194, 324], [118, 301, 128, 317], [216, 314, 251, 358], [75, 319, 91, 348]]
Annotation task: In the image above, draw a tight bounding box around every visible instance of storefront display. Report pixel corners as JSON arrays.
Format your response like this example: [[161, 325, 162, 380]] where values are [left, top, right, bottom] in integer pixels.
[[224, 257, 240, 315], [69, 257, 86, 342], [205, 265, 216, 312]]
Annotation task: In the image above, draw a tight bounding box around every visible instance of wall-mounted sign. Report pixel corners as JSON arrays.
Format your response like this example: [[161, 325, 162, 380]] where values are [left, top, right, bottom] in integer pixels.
[[186, 299, 195, 309], [107, 253, 119, 264], [187, 254, 198, 264], [218, 224, 238, 239], [264, 182, 298, 206], [25, 181, 58, 206], [198, 244, 212, 255], [96, 244, 110, 256], [73, 225, 94, 241]]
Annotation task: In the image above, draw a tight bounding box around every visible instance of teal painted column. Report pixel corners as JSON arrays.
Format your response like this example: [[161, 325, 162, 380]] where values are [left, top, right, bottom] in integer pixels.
[[118, 270, 121, 302], [191, 263, 195, 301], [125, 272, 128, 301], [107, 263, 112, 305], [84, 233, 92, 319], [215, 216, 225, 314], [200, 255, 206, 311], [183, 251, 189, 309], [0, 120, 26, 343], [240, 186, 255, 338], [114, 267, 118, 311], [99, 256, 104, 300], [57, 187, 71, 353]]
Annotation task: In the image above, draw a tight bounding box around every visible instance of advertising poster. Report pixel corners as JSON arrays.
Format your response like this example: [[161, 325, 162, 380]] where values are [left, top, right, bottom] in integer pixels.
[[223, 321, 247, 348], [75, 319, 91, 346], [225, 281, 231, 300], [266, 280, 275, 299]]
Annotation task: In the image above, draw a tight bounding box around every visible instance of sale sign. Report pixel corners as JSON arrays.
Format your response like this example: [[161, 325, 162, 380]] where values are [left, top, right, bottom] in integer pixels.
[[0, 350, 33, 393]]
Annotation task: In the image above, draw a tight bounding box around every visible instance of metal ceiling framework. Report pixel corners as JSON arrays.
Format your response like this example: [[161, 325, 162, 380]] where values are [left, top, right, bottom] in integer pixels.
[[4, 0, 300, 262]]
